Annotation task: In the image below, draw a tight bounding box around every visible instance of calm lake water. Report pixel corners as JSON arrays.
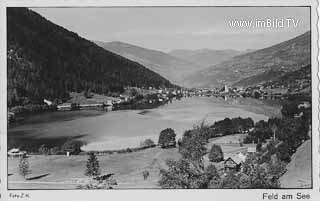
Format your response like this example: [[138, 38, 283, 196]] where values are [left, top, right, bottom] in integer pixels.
[[8, 97, 281, 151]]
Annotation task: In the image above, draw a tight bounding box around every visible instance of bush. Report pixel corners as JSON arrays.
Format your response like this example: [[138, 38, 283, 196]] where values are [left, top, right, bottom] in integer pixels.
[[276, 142, 291, 163], [219, 171, 241, 189], [159, 158, 208, 189], [206, 164, 221, 188], [268, 156, 287, 179], [38, 144, 49, 155], [49, 146, 60, 155], [158, 128, 176, 148], [140, 139, 155, 147], [61, 140, 84, 155], [276, 118, 308, 154], [77, 178, 117, 189], [208, 144, 224, 162], [256, 142, 262, 152], [142, 170, 150, 180]]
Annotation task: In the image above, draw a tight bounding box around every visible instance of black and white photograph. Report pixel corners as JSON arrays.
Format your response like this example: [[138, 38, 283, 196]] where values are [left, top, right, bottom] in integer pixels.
[[2, 2, 318, 195]]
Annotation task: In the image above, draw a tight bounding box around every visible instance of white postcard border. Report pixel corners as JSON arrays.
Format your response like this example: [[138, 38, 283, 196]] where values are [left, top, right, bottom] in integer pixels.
[[0, 1, 319, 201]]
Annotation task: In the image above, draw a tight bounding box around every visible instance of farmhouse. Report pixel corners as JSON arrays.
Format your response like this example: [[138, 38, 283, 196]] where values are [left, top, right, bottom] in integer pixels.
[[224, 156, 242, 172], [224, 152, 247, 172], [8, 148, 26, 158], [7, 111, 15, 122]]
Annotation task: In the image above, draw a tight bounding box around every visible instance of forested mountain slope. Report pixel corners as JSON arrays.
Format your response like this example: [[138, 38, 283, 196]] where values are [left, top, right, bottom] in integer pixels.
[[7, 8, 173, 107]]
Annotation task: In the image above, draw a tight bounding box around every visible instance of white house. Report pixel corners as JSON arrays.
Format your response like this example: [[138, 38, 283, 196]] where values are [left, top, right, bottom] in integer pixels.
[[298, 101, 311, 109], [8, 148, 26, 158], [43, 99, 53, 106], [57, 103, 73, 111]]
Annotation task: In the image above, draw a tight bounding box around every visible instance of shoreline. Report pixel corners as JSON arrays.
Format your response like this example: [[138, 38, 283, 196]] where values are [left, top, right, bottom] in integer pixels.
[[8, 97, 280, 152]]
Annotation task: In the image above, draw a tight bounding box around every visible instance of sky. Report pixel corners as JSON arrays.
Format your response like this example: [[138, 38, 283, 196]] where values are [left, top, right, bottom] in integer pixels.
[[31, 7, 310, 52]]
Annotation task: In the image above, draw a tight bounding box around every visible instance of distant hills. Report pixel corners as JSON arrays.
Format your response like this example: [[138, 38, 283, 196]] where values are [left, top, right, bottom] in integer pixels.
[[95, 41, 205, 86], [7, 8, 174, 107], [184, 31, 311, 88], [168, 49, 245, 67]]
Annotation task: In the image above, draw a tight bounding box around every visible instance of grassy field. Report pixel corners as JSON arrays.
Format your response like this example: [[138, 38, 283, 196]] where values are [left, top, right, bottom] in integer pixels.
[[8, 134, 255, 189], [8, 147, 180, 189]]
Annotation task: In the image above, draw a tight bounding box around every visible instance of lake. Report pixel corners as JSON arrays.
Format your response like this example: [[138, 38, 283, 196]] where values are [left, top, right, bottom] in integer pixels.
[[8, 97, 281, 151]]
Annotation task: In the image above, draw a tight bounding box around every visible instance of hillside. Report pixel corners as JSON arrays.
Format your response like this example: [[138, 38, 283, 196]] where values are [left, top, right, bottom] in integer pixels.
[[95, 41, 204, 86], [7, 8, 174, 107], [184, 31, 311, 88], [169, 49, 243, 67], [232, 69, 284, 87], [279, 140, 311, 188]]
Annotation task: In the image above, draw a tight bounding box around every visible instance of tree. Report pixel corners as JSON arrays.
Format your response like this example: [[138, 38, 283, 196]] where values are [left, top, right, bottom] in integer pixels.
[[62, 140, 84, 155], [276, 142, 291, 163], [38, 144, 49, 155], [206, 164, 221, 188], [247, 165, 280, 189], [49, 146, 60, 155], [85, 152, 100, 177], [179, 129, 207, 165], [241, 155, 280, 189], [158, 128, 176, 148], [276, 118, 308, 154], [219, 171, 241, 189], [83, 88, 92, 98], [19, 155, 31, 179], [142, 170, 150, 180], [253, 91, 261, 99], [159, 158, 208, 189], [281, 101, 299, 118], [267, 156, 287, 179], [140, 139, 155, 147], [256, 142, 262, 152], [208, 144, 224, 162]]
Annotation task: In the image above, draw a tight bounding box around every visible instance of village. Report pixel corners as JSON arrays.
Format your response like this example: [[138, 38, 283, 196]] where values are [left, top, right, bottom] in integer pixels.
[[7, 66, 311, 124]]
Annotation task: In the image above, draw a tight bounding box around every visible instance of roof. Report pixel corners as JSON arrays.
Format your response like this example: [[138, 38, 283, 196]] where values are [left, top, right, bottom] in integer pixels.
[[231, 155, 243, 164], [8, 148, 20, 153], [225, 155, 243, 165]]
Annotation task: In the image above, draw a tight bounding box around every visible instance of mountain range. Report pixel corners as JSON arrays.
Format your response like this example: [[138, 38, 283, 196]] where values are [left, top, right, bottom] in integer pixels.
[[95, 41, 206, 86], [184, 31, 311, 88], [168, 49, 245, 67]]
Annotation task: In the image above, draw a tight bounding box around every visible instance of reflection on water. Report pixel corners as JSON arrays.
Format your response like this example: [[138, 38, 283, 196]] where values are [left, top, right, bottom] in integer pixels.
[[8, 97, 281, 151]]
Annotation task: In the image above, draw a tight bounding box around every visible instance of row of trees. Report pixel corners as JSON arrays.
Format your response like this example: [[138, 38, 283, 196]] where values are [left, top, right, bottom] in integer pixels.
[[211, 117, 254, 136], [37, 140, 84, 155]]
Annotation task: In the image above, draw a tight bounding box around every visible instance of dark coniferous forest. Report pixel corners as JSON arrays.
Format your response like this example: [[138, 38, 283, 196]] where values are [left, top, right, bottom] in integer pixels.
[[7, 8, 174, 107]]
